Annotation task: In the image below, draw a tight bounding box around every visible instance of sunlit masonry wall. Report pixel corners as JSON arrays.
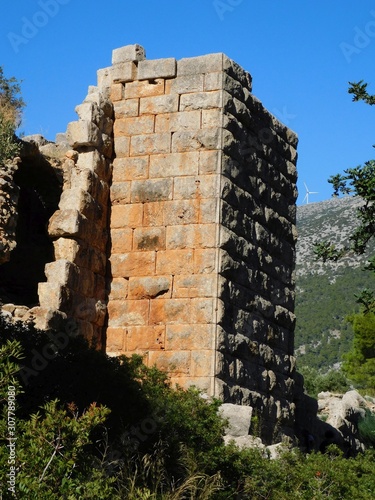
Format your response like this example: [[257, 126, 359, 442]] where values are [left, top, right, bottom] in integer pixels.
[[27, 45, 299, 439]]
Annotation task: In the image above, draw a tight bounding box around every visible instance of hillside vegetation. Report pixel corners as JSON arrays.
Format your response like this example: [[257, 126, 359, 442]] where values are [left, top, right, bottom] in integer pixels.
[[295, 196, 374, 371]]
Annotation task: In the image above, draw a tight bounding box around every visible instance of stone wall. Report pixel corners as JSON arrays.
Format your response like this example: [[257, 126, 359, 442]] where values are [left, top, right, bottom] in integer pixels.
[[93, 45, 298, 439], [35, 89, 114, 343], [0, 45, 299, 441]]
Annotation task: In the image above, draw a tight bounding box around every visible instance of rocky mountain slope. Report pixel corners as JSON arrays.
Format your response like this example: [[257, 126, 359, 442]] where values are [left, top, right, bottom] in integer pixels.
[[295, 196, 374, 371]]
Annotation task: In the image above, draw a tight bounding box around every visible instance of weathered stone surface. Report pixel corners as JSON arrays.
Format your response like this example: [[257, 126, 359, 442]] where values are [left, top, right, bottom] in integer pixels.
[[139, 95, 179, 115], [179, 91, 222, 111], [112, 61, 137, 83], [219, 403, 252, 437], [138, 58, 176, 80], [112, 44, 146, 64], [177, 53, 224, 75], [66, 121, 102, 148], [124, 79, 165, 99]]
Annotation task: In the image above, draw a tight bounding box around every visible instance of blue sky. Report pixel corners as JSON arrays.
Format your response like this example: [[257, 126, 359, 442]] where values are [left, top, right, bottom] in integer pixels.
[[1, 0, 374, 205]]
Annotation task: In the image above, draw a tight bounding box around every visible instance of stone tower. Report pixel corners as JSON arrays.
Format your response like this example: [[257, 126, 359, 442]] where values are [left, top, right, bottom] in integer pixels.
[[0, 45, 299, 440]]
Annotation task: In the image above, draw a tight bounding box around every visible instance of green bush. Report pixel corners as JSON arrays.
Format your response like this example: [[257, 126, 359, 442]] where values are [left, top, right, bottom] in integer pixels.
[[298, 365, 350, 398], [1, 315, 375, 498], [358, 409, 375, 448]]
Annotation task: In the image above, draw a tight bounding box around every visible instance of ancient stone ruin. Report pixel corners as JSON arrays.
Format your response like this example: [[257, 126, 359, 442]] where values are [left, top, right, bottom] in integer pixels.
[[0, 45, 300, 442]]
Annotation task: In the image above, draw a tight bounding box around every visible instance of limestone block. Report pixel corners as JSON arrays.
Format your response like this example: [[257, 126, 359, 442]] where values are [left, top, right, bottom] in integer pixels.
[[179, 91, 222, 111], [194, 248, 217, 274], [199, 198, 218, 224], [131, 178, 173, 203], [114, 136, 130, 157], [149, 298, 191, 325], [149, 152, 199, 178], [66, 121, 101, 148], [173, 174, 218, 200], [109, 277, 129, 300], [126, 325, 166, 351], [106, 327, 125, 352], [48, 210, 86, 239], [163, 200, 199, 225], [124, 79, 165, 99], [191, 350, 213, 377], [70, 169, 109, 206], [166, 224, 216, 250], [97, 67, 112, 89], [172, 128, 221, 152], [166, 324, 214, 350], [108, 299, 149, 327], [114, 115, 155, 136], [148, 351, 191, 376], [110, 251, 156, 277], [177, 53, 224, 75], [110, 182, 131, 204], [129, 276, 171, 299], [169, 74, 204, 94], [219, 403, 252, 437], [201, 108, 222, 128], [133, 226, 166, 251], [114, 98, 139, 118], [111, 204, 143, 228], [172, 274, 217, 298], [112, 44, 146, 64], [75, 101, 101, 124], [112, 61, 137, 83], [199, 150, 221, 174], [139, 95, 179, 115], [113, 156, 148, 182], [190, 298, 214, 323], [204, 72, 223, 91], [155, 110, 201, 133], [155, 249, 194, 275], [38, 283, 72, 312], [54, 240, 106, 275], [58, 188, 98, 218], [138, 58, 176, 80], [44, 260, 79, 290], [110, 83, 124, 102], [76, 151, 109, 180], [130, 133, 171, 156], [143, 201, 165, 226]]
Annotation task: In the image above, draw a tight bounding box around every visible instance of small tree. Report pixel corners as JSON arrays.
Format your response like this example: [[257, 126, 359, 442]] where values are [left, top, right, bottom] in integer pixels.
[[315, 81, 375, 392], [0, 66, 24, 164]]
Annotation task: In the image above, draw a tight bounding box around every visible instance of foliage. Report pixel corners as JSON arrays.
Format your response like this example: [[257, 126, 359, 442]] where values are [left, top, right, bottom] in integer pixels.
[[0, 66, 24, 164], [298, 366, 350, 398], [1, 315, 375, 498], [294, 268, 372, 371], [342, 313, 375, 393], [358, 409, 375, 448], [313, 80, 375, 393]]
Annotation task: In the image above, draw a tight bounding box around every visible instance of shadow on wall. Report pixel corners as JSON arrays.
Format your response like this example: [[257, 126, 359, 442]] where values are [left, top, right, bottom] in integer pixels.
[[0, 150, 62, 306]]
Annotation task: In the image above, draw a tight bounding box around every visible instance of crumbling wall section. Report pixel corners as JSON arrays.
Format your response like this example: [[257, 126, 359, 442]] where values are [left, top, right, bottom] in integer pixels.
[[37, 88, 114, 346], [0, 161, 19, 265]]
